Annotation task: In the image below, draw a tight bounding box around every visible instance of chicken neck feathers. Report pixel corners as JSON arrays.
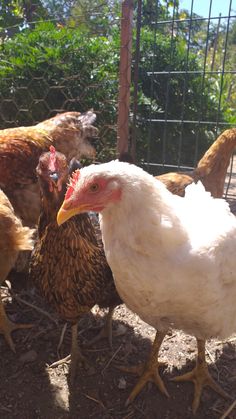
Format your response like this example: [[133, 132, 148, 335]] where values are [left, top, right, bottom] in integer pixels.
[[31, 215, 115, 323]]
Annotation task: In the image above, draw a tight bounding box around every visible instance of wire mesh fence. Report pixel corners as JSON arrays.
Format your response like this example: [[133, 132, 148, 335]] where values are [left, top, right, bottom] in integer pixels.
[[130, 0, 236, 200], [0, 0, 236, 198], [133, 2, 235, 160], [0, 1, 122, 161]]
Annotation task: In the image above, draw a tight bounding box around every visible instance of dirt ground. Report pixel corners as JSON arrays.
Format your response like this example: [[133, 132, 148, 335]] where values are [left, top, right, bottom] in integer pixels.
[[1, 162, 236, 419], [1, 279, 236, 419]]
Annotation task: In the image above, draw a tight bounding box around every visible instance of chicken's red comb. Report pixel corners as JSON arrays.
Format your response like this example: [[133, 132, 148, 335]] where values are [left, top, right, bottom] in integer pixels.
[[49, 145, 56, 171], [65, 170, 80, 200]]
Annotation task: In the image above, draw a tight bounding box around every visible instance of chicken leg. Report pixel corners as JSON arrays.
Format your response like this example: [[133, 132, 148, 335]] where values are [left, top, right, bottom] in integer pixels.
[[48, 322, 89, 384], [69, 323, 90, 384], [0, 297, 32, 352], [118, 330, 169, 405], [172, 338, 231, 413]]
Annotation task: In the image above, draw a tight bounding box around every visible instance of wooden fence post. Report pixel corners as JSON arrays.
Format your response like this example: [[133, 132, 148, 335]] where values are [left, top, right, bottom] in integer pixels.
[[117, 0, 133, 156]]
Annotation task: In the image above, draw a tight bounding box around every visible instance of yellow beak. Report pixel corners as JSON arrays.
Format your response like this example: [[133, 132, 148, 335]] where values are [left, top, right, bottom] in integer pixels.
[[57, 203, 90, 226]]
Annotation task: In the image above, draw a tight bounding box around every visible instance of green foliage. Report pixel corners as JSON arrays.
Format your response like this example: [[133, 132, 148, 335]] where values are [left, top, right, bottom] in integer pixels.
[[0, 22, 120, 161], [203, 18, 236, 126], [135, 28, 226, 167], [0, 0, 24, 37], [0, 0, 49, 37], [0, 0, 235, 167], [68, 0, 121, 36]]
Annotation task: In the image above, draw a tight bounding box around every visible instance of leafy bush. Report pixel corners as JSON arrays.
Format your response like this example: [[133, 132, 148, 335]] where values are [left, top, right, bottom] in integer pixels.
[[0, 20, 229, 166], [0, 22, 120, 161], [135, 29, 227, 168]]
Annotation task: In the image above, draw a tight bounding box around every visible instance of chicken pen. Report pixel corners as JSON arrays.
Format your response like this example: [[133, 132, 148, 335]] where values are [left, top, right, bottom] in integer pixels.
[[1, 1, 236, 418], [1, 1, 236, 198], [117, 0, 236, 206]]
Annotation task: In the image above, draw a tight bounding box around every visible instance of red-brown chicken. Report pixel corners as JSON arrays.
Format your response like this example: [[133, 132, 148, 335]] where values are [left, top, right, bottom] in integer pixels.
[[157, 128, 236, 198], [121, 128, 236, 199], [0, 189, 34, 351], [29, 147, 121, 382], [0, 110, 98, 227]]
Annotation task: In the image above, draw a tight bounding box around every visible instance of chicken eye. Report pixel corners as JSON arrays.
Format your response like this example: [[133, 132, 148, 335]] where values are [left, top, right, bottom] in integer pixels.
[[89, 183, 99, 193]]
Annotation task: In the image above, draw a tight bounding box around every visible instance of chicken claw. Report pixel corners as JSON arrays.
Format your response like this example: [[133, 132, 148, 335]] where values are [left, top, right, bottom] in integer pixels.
[[171, 339, 231, 413], [0, 299, 33, 352], [117, 331, 169, 405]]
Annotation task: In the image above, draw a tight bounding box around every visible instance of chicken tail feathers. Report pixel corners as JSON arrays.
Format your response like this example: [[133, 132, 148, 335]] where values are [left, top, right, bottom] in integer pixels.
[[194, 128, 236, 182], [13, 225, 35, 251], [77, 110, 97, 126], [75, 111, 98, 138], [37, 110, 99, 145]]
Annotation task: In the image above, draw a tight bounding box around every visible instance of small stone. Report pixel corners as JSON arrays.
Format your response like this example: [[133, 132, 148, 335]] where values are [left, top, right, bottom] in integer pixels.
[[118, 377, 127, 390]]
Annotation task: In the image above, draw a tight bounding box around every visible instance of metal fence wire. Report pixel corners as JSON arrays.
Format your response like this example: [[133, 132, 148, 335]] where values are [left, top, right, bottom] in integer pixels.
[[0, 1, 122, 161], [129, 0, 236, 200], [0, 0, 236, 198]]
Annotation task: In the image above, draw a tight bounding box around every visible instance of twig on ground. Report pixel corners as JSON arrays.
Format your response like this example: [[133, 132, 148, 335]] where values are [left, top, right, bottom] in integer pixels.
[[12, 293, 58, 325], [101, 344, 122, 374], [122, 410, 135, 419], [47, 354, 71, 368], [205, 345, 219, 373], [57, 323, 68, 357], [82, 393, 105, 409], [0, 404, 12, 413], [205, 346, 215, 363], [133, 403, 146, 416], [216, 337, 236, 345], [85, 347, 111, 352], [164, 333, 177, 342], [220, 399, 236, 419]]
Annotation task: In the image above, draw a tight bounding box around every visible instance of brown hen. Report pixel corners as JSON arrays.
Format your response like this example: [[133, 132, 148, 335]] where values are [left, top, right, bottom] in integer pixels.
[[0, 189, 34, 351], [29, 147, 121, 382], [157, 128, 236, 198], [0, 110, 98, 227]]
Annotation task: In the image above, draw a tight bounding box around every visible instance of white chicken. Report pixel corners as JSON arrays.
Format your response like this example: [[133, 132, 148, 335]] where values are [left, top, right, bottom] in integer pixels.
[[56, 160, 235, 412]]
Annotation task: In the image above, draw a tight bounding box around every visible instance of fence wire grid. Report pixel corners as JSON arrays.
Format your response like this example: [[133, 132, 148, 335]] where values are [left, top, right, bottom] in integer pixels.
[[129, 0, 236, 201], [0, 0, 236, 198], [0, 1, 122, 161]]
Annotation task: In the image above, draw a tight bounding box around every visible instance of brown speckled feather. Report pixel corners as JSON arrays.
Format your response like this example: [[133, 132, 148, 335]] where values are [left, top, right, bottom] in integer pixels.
[[31, 215, 119, 323], [0, 111, 98, 226], [30, 151, 121, 325]]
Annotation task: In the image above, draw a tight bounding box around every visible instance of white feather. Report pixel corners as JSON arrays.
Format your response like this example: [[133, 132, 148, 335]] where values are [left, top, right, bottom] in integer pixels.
[[77, 161, 236, 340]]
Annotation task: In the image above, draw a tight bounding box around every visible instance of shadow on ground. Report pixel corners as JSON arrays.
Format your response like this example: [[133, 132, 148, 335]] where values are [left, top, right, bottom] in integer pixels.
[[0, 272, 236, 419]]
